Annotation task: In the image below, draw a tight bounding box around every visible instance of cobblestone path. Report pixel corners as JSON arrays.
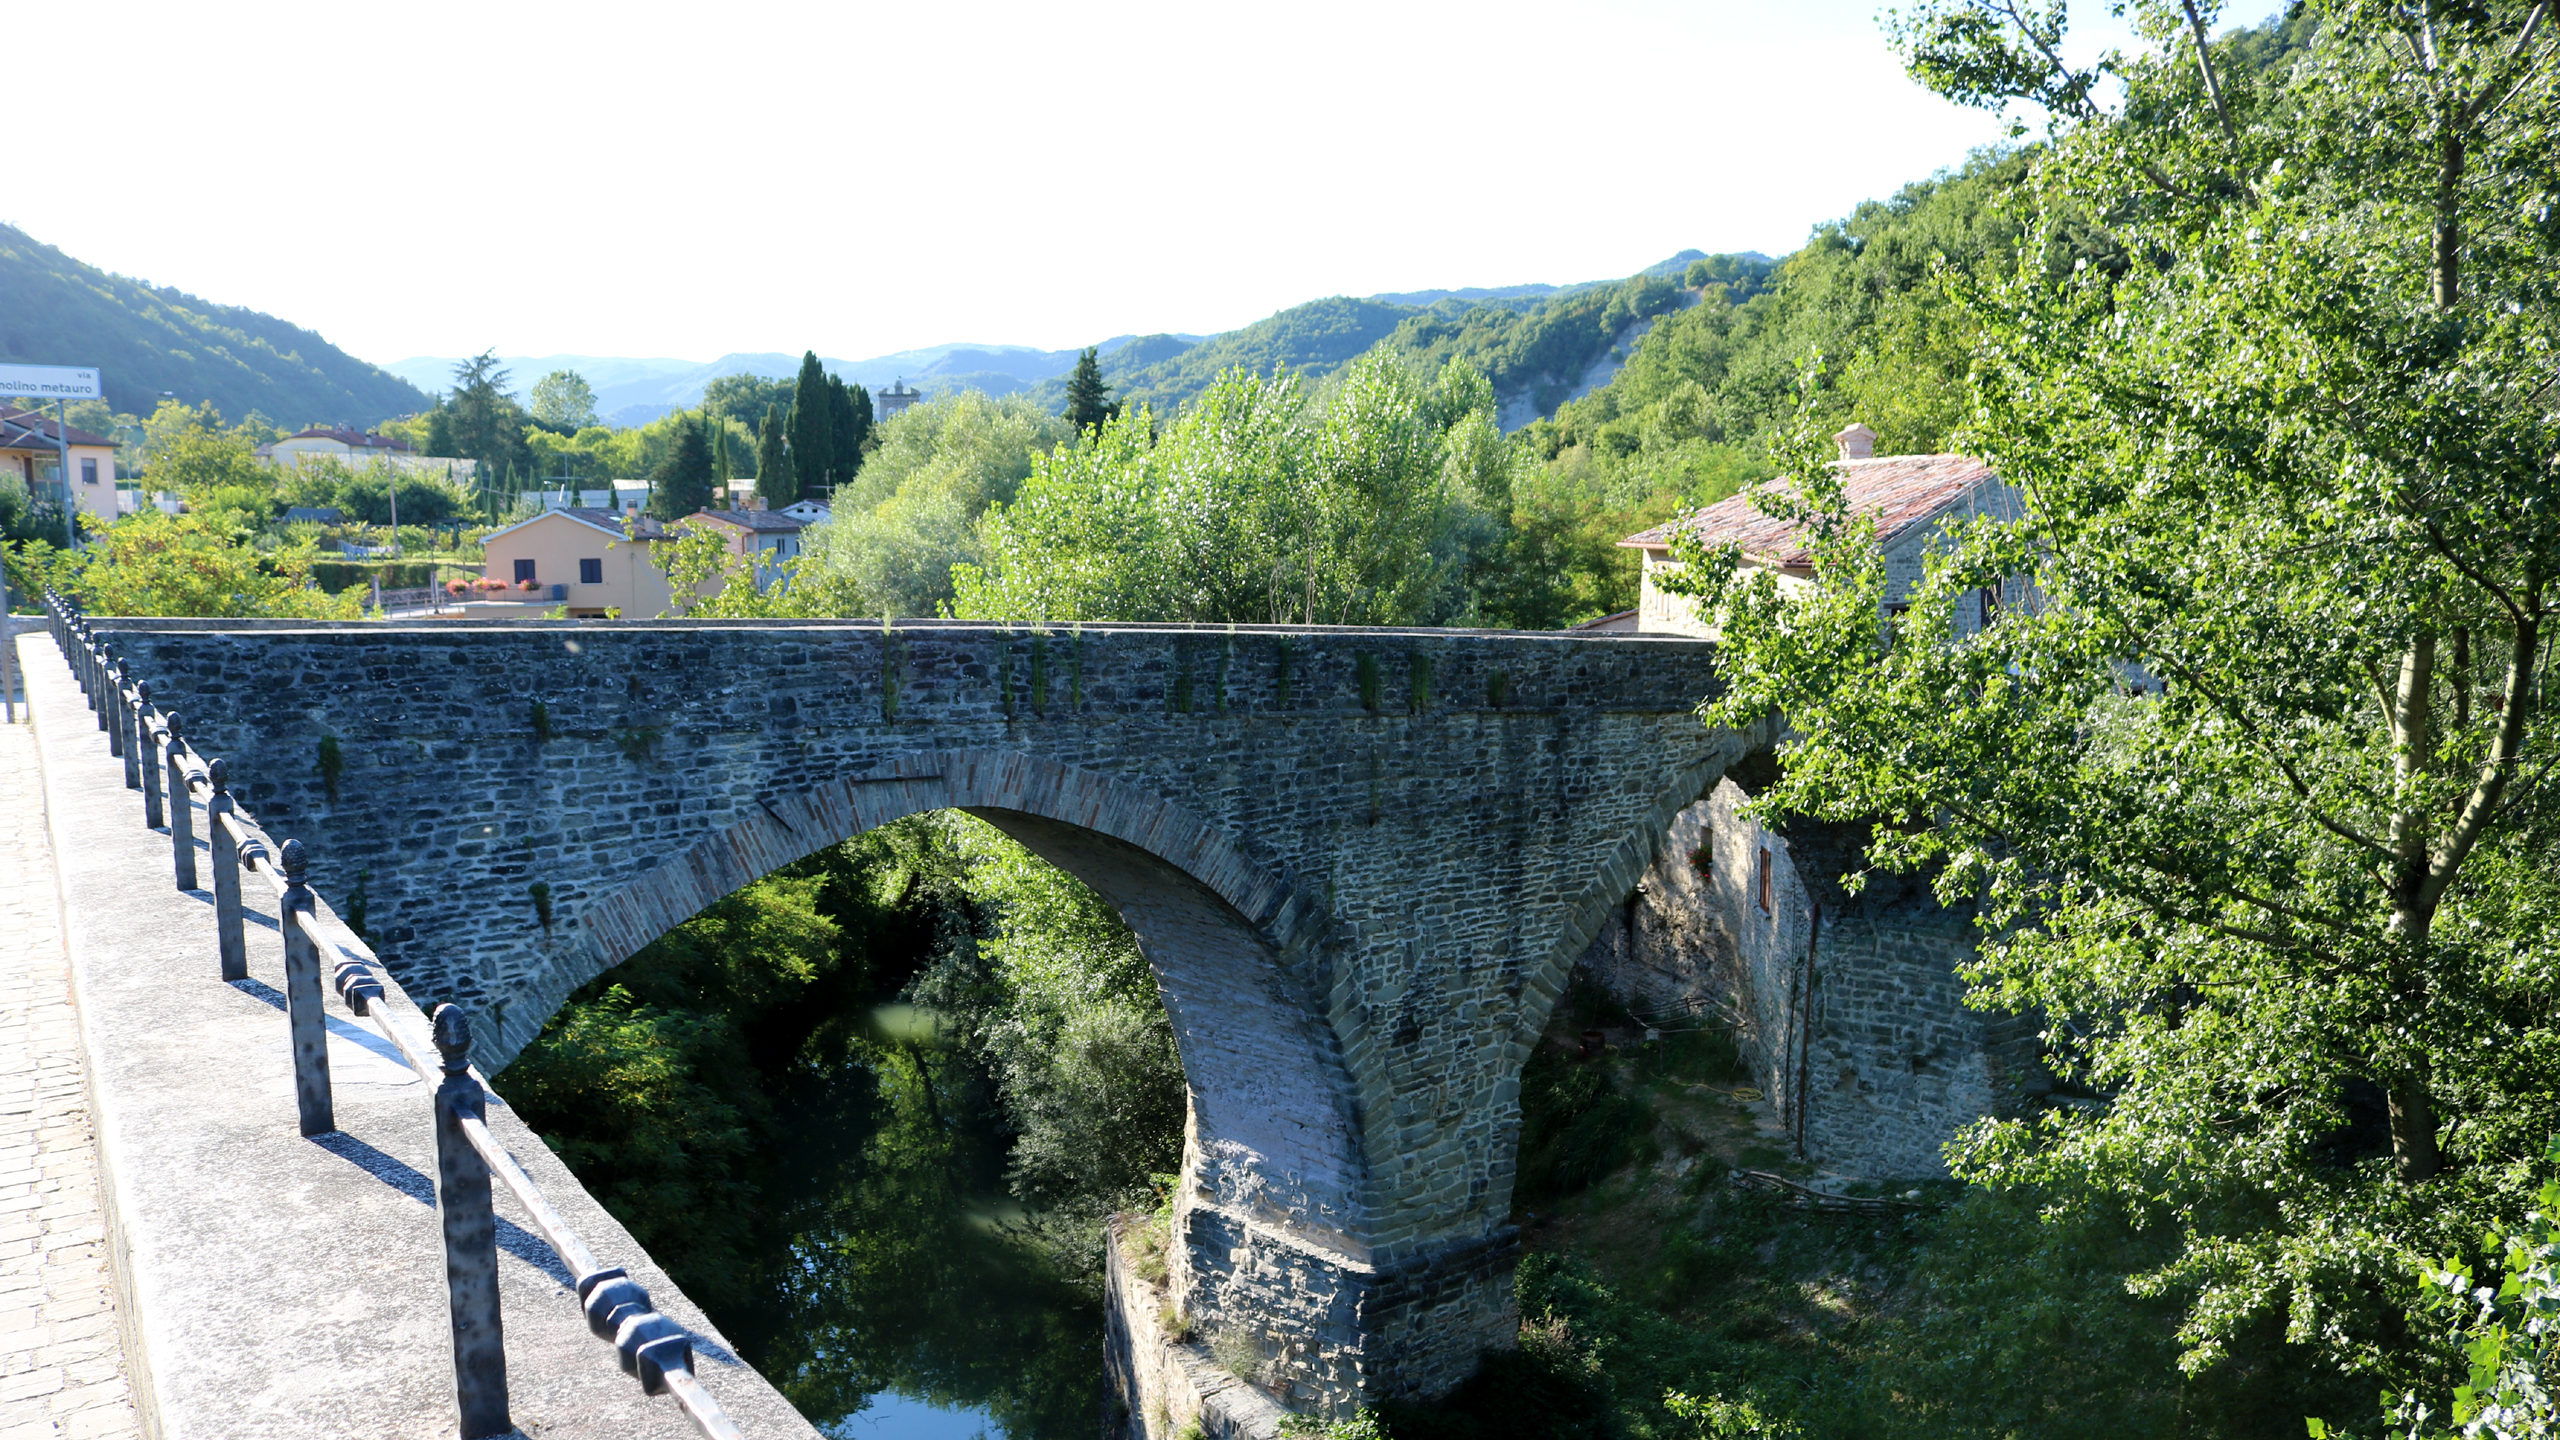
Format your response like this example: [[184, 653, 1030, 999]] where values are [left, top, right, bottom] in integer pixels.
[[0, 714, 141, 1440]]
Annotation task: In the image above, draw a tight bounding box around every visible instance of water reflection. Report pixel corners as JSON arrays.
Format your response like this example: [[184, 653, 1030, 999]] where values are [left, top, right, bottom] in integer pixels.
[[711, 1011, 1102, 1440]]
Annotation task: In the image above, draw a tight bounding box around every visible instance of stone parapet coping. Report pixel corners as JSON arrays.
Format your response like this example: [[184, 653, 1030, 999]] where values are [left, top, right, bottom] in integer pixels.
[[16, 630, 820, 1440]]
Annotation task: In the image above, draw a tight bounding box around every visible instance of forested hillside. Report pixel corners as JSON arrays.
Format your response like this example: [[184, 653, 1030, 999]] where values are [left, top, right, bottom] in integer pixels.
[[0, 223, 427, 425]]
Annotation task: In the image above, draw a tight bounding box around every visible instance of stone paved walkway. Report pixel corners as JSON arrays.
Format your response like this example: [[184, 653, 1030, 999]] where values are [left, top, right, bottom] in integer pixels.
[[0, 717, 142, 1440]]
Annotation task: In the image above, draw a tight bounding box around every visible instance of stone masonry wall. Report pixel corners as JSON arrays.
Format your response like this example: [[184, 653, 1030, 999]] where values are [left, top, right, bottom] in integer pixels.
[[90, 616, 1741, 1408], [1577, 774, 2042, 1179]]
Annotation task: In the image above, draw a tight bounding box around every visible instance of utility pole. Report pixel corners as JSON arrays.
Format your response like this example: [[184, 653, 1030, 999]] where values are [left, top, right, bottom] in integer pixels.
[[53, 399, 75, 548]]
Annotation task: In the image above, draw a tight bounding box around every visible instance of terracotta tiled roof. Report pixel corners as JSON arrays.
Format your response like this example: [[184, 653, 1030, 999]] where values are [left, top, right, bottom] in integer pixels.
[[690, 508, 802, 533], [0, 407, 114, 450], [281, 426, 413, 452], [1619, 453, 1998, 569]]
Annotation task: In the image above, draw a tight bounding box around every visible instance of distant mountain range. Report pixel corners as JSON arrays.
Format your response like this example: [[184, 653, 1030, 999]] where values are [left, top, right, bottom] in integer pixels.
[[0, 218, 1767, 437], [381, 336, 1205, 428], [384, 248, 1766, 430], [0, 223, 427, 425]]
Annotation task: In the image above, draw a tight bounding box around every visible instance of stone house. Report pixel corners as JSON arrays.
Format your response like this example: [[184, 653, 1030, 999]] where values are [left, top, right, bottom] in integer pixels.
[[1617, 422, 2026, 640], [1580, 425, 2044, 1179]]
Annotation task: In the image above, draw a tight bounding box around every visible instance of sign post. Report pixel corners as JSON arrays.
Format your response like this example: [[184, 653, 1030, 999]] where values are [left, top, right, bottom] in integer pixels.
[[0, 365, 103, 549]]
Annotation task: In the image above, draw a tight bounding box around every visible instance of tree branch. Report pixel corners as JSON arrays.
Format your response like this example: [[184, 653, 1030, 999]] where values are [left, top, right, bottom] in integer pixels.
[[2145, 652, 2395, 861], [2460, 1, 2552, 128], [2418, 598, 2545, 913], [2180, 0, 2240, 144]]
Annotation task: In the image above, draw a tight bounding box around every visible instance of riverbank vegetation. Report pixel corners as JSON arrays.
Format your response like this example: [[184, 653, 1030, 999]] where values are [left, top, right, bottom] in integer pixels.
[[495, 814, 1180, 1434]]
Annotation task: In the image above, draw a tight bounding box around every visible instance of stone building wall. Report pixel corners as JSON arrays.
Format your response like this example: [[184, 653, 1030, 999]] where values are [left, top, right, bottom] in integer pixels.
[[1577, 773, 2042, 1179]]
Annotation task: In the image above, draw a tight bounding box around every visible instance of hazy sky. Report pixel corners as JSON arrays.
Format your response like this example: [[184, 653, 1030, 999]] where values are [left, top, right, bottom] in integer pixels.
[[16, 1, 2197, 367]]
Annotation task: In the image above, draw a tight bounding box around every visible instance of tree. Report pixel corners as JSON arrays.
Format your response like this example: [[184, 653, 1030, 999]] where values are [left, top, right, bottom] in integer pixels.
[[443, 351, 534, 483], [757, 406, 793, 504], [528, 370, 598, 429], [785, 351, 830, 505], [647, 417, 716, 521], [953, 354, 1493, 625], [1676, 0, 2560, 1400], [50, 510, 359, 618], [699, 373, 794, 434], [829, 375, 871, 487], [1062, 347, 1118, 432]]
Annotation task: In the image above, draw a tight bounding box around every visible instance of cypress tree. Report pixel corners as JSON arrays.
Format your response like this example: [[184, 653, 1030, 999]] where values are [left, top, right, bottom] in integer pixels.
[[711, 419, 732, 484], [787, 351, 831, 501], [828, 376, 870, 488], [757, 405, 791, 500], [1063, 347, 1118, 432], [647, 417, 716, 520]]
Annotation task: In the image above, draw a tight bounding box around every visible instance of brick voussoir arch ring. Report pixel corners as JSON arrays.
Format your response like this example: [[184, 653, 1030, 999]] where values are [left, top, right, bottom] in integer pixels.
[[494, 748, 1320, 1072]]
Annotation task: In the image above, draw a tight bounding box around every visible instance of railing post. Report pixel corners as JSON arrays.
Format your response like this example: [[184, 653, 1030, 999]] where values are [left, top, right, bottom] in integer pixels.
[[207, 760, 246, 982], [117, 662, 143, 792], [135, 682, 164, 831], [276, 840, 333, 1136], [102, 653, 124, 759], [431, 1006, 512, 1439], [165, 713, 197, 891], [90, 635, 112, 730]]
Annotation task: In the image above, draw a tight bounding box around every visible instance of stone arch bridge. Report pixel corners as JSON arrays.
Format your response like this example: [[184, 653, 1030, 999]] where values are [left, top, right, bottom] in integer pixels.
[[95, 616, 1740, 1417]]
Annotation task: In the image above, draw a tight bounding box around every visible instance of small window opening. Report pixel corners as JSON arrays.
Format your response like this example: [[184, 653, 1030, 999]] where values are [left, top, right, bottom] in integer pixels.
[[579, 557, 604, 585], [1757, 846, 1774, 916], [513, 558, 537, 583]]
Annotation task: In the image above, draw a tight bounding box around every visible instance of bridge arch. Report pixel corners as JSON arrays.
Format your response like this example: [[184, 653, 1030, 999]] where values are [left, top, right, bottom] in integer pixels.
[[525, 748, 1386, 1406]]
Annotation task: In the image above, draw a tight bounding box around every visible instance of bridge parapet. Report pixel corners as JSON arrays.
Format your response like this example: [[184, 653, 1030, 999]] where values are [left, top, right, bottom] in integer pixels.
[[40, 593, 788, 1439]]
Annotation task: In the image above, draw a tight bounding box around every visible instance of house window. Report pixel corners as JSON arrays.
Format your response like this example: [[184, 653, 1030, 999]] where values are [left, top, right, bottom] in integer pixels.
[[80, 458, 98, 485], [1757, 846, 1773, 916], [513, 559, 537, 583], [579, 558, 603, 585]]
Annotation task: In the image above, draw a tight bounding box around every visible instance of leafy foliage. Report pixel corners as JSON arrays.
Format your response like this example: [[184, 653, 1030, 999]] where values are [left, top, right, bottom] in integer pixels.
[[953, 355, 1505, 625], [1674, 0, 2560, 1409], [528, 370, 598, 429]]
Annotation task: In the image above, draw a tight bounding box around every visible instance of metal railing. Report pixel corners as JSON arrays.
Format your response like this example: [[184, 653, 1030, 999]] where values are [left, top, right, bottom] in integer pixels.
[[38, 590, 746, 1440]]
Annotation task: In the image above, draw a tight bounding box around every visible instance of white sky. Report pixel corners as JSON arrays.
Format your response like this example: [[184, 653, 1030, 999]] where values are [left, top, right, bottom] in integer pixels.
[[15, 0, 2200, 368]]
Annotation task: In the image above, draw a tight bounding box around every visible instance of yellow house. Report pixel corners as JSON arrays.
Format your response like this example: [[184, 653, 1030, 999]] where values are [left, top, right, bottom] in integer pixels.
[[1, 407, 124, 530], [476, 509, 675, 619]]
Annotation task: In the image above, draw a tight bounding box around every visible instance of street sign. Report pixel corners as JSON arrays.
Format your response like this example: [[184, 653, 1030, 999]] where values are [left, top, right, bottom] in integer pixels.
[[0, 363, 102, 400]]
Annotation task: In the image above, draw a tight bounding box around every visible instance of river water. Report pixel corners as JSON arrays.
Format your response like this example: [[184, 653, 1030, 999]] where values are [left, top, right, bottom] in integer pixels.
[[700, 1018, 1105, 1440]]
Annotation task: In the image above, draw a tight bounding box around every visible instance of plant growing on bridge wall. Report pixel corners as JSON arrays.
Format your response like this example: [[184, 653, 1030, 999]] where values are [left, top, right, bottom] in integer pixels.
[[316, 734, 343, 803], [529, 700, 551, 744], [1677, 0, 2560, 1406]]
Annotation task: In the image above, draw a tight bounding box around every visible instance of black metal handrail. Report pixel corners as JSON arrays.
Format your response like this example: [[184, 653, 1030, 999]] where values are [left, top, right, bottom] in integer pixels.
[[37, 591, 745, 1440]]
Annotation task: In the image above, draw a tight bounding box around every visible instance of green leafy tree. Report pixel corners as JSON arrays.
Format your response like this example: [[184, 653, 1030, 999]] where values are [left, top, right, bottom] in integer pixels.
[[799, 391, 1072, 619], [646, 417, 716, 521], [784, 351, 830, 505], [442, 350, 534, 482], [50, 510, 359, 618], [528, 370, 598, 429], [757, 405, 792, 498], [1676, 0, 2560, 1402], [699, 373, 794, 434], [1062, 347, 1118, 432], [954, 354, 1496, 625]]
